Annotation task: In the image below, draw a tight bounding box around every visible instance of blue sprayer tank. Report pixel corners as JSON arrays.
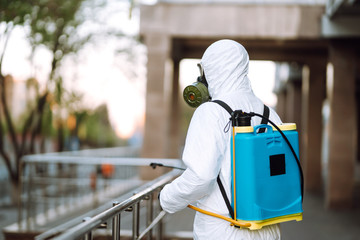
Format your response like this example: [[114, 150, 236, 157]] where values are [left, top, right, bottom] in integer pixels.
[[230, 123, 303, 229]]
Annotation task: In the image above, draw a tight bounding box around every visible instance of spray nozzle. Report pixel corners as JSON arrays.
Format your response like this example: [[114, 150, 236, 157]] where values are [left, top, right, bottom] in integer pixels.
[[150, 162, 185, 171], [150, 163, 163, 169]]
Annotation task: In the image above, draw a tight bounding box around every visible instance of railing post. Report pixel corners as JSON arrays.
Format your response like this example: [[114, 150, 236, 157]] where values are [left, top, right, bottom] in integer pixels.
[[83, 217, 93, 240], [18, 161, 24, 230], [156, 192, 163, 240], [146, 194, 153, 240], [43, 163, 49, 222], [112, 201, 121, 240], [26, 163, 34, 230], [132, 202, 140, 240]]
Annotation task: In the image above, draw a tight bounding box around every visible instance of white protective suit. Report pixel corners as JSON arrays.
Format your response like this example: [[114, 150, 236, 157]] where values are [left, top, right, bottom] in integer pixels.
[[160, 39, 282, 240]]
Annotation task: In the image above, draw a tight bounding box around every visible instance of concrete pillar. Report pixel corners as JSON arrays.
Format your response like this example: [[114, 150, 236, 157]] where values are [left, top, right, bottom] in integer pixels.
[[166, 59, 181, 158], [276, 90, 287, 122], [285, 64, 303, 129], [326, 41, 357, 208], [285, 80, 302, 127], [140, 34, 172, 179], [357, 62, 360, 165], [301, 60, 326, 193]]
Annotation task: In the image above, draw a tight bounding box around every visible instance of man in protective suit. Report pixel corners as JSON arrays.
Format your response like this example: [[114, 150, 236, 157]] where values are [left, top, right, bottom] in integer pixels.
[[159, 39, 282, 239]]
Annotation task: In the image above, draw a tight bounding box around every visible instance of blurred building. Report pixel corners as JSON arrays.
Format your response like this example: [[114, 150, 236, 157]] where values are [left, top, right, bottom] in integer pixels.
[[139, 0, 360, 209]]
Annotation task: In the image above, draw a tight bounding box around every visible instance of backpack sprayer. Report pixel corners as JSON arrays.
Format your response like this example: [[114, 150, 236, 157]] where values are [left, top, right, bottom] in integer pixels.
[[223, 107, 303, 229]]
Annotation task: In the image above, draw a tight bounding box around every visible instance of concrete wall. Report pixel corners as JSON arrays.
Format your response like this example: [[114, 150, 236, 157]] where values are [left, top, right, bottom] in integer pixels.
[[140, 3, 324, 38]]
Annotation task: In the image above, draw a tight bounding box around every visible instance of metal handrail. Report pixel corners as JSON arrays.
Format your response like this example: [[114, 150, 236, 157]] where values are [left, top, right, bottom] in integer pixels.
[[19, 149, 184, 229], [22, 155, 180, 166], [36, 169, 181, 240]]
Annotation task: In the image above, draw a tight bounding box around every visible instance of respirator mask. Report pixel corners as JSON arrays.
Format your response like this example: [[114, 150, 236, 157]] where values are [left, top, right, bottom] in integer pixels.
[[183, 63, 211, 108]]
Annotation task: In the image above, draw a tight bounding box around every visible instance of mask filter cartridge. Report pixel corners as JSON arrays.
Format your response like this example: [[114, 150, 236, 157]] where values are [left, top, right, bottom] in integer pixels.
[[183, 77, 210, 108]]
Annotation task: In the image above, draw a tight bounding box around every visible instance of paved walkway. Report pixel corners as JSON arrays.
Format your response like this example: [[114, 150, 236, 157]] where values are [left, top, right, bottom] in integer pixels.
[[2, 192, 360, 240], [0, 205, 17, 240], [280, 192, 360, 240], [162, 192, 360, 240]]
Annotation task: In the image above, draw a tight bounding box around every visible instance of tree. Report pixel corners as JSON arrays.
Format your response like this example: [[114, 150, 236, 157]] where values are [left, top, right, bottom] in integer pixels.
[[0, 0, 40, 192], [1, 0, 139, 204], [0, 0, 93, 202]]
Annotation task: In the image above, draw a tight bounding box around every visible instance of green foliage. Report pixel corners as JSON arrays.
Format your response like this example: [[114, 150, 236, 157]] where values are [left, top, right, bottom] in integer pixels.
[[77, 104, 120, 147], [25, 0, 91, 86], [0, 0, 33, 25], [28, 0, 86, 53], [41, 102, 55, 137]]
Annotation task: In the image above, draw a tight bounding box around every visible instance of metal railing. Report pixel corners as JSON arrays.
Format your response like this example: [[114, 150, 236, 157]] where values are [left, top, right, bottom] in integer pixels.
[[36, 169, 180, 240], [11, 147, 183, 239], [18, 147, 141, 231]]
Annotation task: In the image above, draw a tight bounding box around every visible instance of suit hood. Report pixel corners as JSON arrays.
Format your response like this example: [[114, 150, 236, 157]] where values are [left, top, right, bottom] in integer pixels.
[[200, 39, 252, 99]]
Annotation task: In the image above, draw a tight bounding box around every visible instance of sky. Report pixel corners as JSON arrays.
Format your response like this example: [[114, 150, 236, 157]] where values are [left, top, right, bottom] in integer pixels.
[[1, 0, 277, 139]]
